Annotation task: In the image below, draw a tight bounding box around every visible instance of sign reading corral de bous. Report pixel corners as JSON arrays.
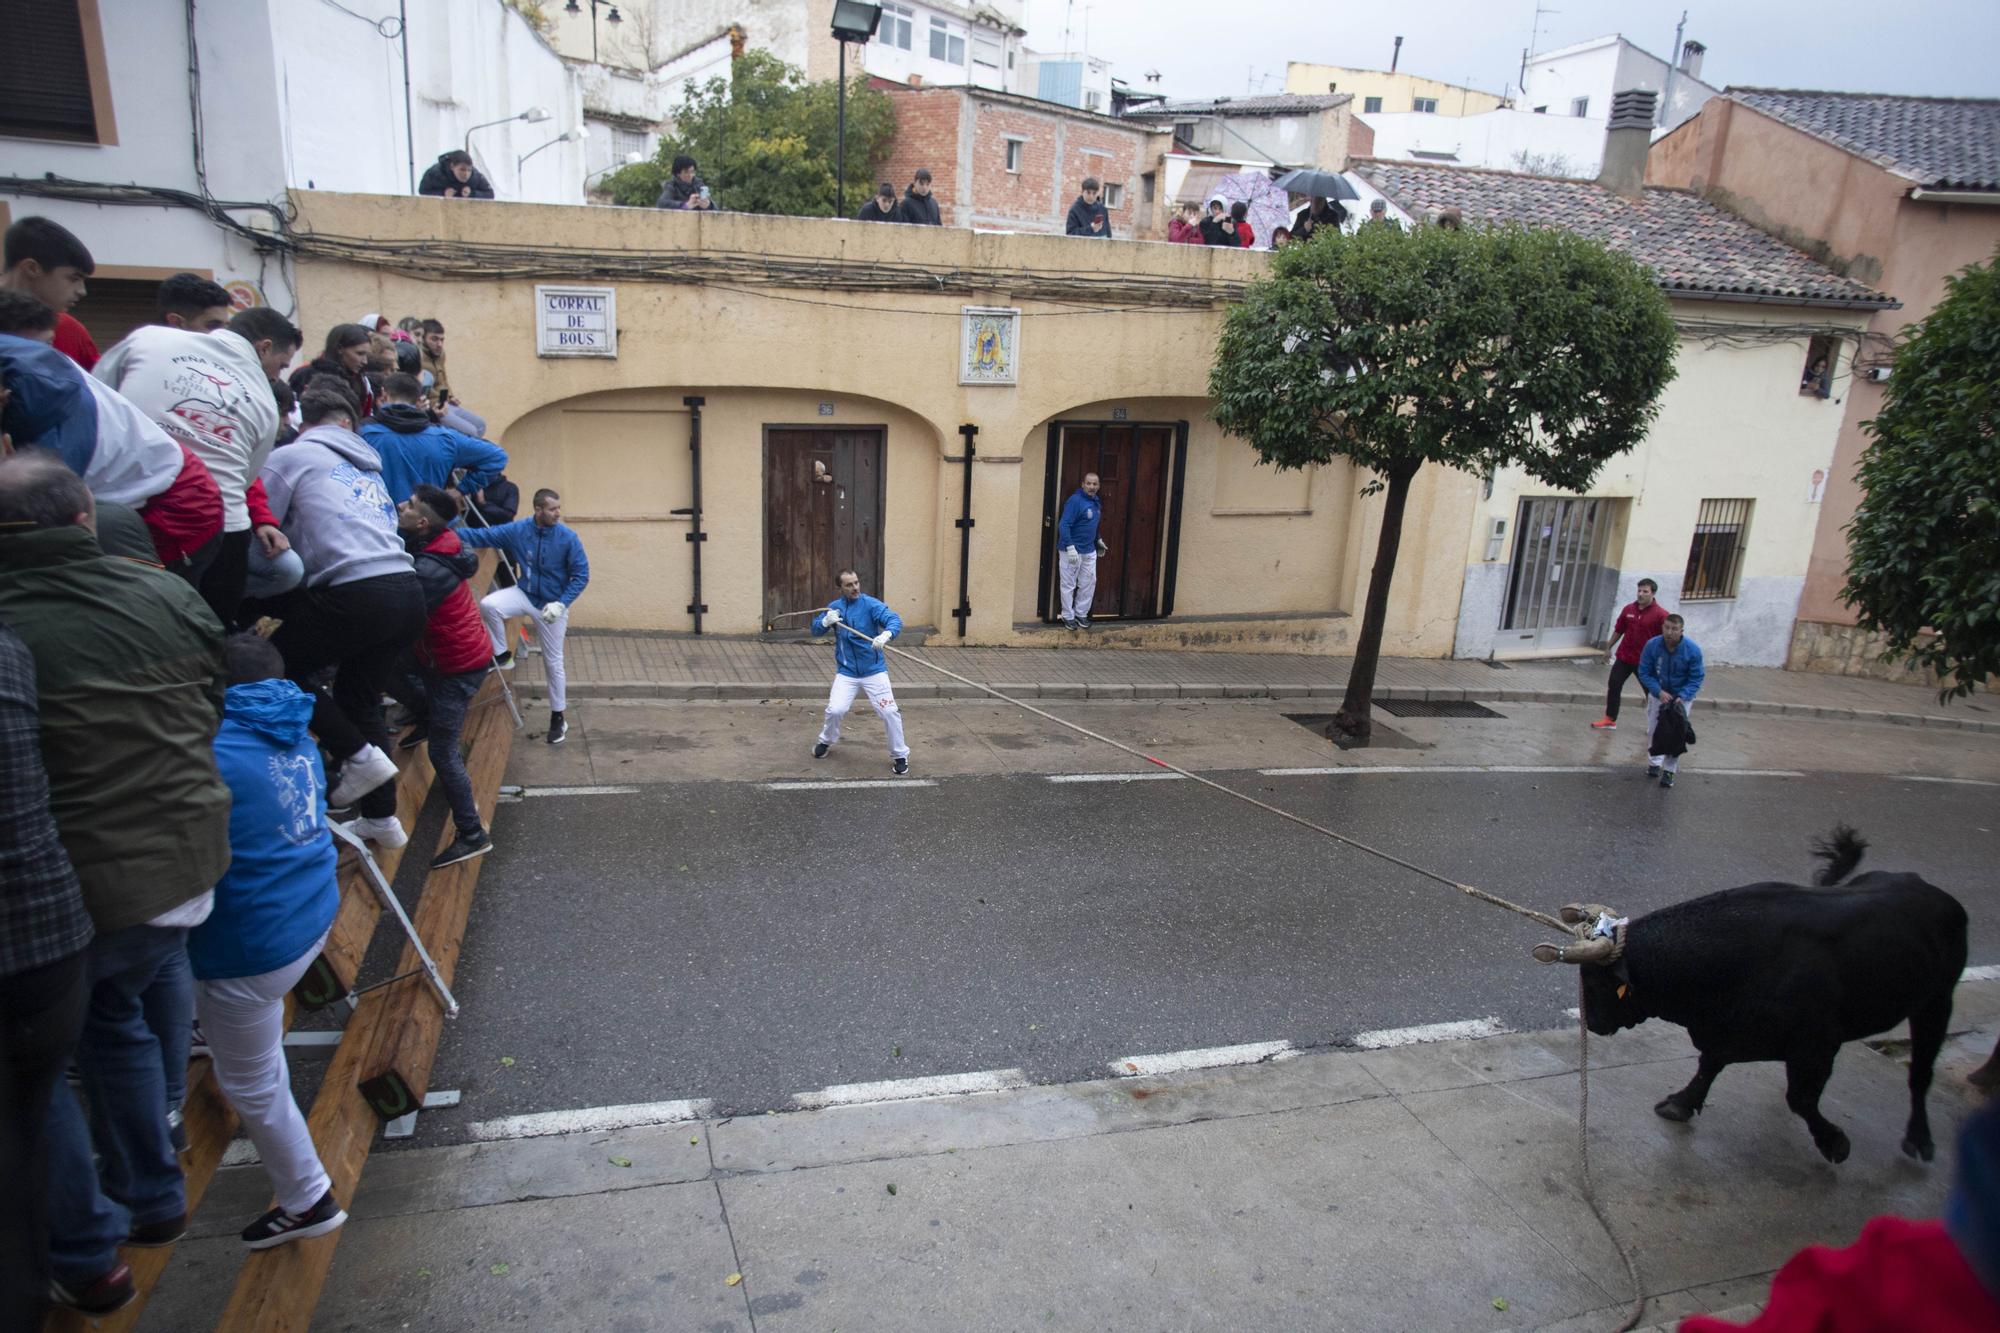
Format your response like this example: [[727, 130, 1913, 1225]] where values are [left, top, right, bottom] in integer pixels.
[[535, 284, 617, 358]]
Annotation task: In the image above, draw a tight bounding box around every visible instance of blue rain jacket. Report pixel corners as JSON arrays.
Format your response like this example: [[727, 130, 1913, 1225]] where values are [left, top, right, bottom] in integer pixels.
[[1637, 634, 1706, 703], [459, 517, 590, 606], [1058, 489, 1102, 552], [813, 594, 903, 677]]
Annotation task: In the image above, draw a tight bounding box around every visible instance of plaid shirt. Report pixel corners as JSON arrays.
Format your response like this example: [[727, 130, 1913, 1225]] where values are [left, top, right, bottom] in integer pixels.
[[0, 623, 92, 976]]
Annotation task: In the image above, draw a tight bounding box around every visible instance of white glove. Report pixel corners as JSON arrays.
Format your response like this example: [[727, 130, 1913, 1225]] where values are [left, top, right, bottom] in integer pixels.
[[871, 631, 891, 649], [823, 607, 842, 627], [539, 602, 563, 624], [1606, 656, 1616, 667]]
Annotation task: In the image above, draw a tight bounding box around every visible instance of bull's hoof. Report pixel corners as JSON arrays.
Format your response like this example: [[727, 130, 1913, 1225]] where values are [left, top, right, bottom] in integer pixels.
[[1654, 1097, 1694, 1123], [1816, 1129, 1851, 1164], [1902, 1134, 1936, 1163]]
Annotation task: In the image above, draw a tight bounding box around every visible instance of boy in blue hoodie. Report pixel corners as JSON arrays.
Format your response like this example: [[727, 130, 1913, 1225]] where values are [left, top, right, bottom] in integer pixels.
[[810, 569, 910, 775], [186, 634, 347, 1249]]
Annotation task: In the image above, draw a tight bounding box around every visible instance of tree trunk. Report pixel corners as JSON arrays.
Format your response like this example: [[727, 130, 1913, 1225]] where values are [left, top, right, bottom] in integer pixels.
[[1333, 462, 1420, 745]]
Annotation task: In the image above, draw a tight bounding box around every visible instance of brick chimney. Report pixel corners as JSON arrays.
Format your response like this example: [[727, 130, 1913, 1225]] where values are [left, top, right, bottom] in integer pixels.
[[1596, 89, 1657, 199], [908, 73, 923, 88]]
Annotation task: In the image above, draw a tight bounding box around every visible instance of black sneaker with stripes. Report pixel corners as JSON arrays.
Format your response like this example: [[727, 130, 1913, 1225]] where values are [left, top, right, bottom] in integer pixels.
[[241, 1190, 347, 1250]]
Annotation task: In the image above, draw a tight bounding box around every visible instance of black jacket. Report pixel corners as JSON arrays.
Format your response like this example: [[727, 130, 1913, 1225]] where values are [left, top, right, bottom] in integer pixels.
[[1199, 216, 1232, 245], [289, 357, 373, 418], [898, 190, 942, 225], [475, 475, 519, 528], [655, 175, 706, 209], [857, 197, 900, 222], [1649, 700, 1696, 758], [418, 155, 495, 200], [1065, 196, 1110, 237]]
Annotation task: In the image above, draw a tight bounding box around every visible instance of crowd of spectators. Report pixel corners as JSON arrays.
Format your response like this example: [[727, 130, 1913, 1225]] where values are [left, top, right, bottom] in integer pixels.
[[0, 212, 586, 1320]]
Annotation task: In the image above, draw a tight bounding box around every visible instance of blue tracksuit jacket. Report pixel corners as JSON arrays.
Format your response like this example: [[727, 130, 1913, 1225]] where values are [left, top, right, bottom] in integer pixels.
[[813, 594, 902, 677], [1058, 489, 1102, 552], [1637, 635, 1706, 703], [458, 517, 590, 606]]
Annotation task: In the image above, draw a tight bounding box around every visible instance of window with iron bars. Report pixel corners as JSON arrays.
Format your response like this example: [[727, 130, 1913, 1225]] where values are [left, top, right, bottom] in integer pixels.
[[1683, 499, 1753, 600]]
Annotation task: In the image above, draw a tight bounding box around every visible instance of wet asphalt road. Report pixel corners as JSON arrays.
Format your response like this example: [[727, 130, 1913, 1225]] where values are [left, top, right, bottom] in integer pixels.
[[368, 765, 2000, 1145]]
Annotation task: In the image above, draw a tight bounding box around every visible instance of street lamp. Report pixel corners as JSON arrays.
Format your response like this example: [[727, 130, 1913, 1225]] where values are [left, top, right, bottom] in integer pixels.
[[562, 0, 623, 64], [519, 125, 588, 174], [829, 1, 882, 218], [465, 105, 550, 154]]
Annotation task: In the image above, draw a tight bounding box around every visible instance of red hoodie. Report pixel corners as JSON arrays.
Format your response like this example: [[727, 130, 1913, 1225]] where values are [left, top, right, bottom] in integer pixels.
[[139, 445, 224, 566], [412, 527, 492, 675]]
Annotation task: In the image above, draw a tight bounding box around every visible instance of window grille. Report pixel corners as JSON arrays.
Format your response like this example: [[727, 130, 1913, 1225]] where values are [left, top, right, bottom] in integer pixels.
[[1683, 499, 1752, 600]]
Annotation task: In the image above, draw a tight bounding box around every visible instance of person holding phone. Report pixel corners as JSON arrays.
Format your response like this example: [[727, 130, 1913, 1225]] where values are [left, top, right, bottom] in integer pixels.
[[655, 156, 714, 211]]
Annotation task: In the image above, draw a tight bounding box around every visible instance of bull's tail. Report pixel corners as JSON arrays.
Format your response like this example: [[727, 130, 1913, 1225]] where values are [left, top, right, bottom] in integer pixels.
[[1811, 824, 1869, 885]]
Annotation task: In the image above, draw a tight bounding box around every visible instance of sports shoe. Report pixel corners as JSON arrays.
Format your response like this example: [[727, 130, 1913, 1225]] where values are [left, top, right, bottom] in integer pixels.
[[1660, 770, 1677, 789], [893, 756, 910, 776], [49, 1263, 135, 1315], [1590, 716, 1617, 730], [241, 1190, 347, 1250], [430, 829, 492, 870], [1079, 615, 1093, 629], [1063, 617, 1080, 630], [493, 649, 516, 671], [342, 815, 408, 849], [1645, 764, 1661, 782], [396, 722, 429, 751], [329, 744, 397, 807], [812, 741, 830, 758], [128, 1211, 188, 1247], [547, 711, 568, 745]]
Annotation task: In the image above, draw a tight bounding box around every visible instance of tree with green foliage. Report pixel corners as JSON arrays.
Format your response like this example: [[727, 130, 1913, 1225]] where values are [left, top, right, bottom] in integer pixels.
[[1841, 252, 2000, 700], [1209, 222, 1678, 743], [604, 51, 896, 216]]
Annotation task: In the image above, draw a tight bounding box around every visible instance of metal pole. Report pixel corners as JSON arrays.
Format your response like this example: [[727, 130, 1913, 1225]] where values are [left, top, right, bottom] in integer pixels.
[[684, 396, 707, 633], [953, 423, 976, 636], [400, 0, 416, 194], [328, 821, 460, 1019], [836, 39, 847, 217]]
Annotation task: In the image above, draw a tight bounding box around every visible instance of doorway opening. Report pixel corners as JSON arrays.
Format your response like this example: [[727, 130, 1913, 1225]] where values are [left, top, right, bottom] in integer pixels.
[[1036, 420, 1188, 622], [763, 426, 886, 632]]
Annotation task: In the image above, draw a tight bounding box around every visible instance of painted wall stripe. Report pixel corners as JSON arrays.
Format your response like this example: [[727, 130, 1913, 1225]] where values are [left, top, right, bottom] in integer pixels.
[[467, 1098, 712, 1141], [1110, 1040, 1293, 1077], [1353, 1017, 1510, 1049], [792, 1068, 1029, 1109]]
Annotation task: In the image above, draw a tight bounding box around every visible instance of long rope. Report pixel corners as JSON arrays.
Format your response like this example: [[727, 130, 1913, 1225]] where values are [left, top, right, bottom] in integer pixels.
[[797, 611, 1646, 1328]]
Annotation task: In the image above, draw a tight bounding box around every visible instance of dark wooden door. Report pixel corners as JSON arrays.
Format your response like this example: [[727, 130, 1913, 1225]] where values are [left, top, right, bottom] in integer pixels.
[[764, 428, 885, 628], [1051, 424, 1174, 619]]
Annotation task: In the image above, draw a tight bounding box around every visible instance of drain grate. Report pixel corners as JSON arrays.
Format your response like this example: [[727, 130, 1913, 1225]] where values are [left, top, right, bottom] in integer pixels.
[[1374, 699, 1505, 719]]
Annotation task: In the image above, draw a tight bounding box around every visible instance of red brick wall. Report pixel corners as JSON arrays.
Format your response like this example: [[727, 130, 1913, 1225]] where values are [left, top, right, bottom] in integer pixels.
[[872, 81, 965, 224]]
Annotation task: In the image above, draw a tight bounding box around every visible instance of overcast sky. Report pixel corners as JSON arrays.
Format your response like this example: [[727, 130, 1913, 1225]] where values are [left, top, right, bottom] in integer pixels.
[[1019, 0, 1998, 102]]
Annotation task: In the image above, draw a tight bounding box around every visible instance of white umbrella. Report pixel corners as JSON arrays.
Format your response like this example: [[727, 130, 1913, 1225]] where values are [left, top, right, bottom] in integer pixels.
[[1208, 171, 1291, 249]]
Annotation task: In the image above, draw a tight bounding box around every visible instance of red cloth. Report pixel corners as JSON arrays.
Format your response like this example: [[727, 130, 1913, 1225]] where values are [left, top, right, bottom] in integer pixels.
[[1167, 217, 1201, 244], [244, 478, 278, 530], [417, 529, 492, 676], [1612, 600, 1670, 664], [1238, 223, 1256, 248], [1679, 1217, 2000, 1333], [54, 313, 99, 371], [138, 445, 223, 565]]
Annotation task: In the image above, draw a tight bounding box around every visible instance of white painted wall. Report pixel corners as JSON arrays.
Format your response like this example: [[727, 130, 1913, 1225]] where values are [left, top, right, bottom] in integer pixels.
[[1523, 36, 1715, 133], [868, 2, 1021, 93], [1362, 108, 1609, 177], [1452, 304, 1864, 665]]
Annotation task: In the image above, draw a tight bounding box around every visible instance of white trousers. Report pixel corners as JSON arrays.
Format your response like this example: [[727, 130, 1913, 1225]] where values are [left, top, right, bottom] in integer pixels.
[[192, 931, 332, 1214], [817, 671, 909, 758], [480, 586, 568, 711], [1058, 547, 1098, 621], [1644, 696, 1694, 773]]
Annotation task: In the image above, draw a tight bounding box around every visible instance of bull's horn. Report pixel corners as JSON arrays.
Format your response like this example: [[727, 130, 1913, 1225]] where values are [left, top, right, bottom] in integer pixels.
[[1531, 936, 1617, 965], [1560, 903, 1614, 925]]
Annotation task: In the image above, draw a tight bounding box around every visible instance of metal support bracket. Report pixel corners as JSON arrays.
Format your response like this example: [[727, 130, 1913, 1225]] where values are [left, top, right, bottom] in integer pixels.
[[383, 1089, 462, 1140], [328, 821, 461, 1019]]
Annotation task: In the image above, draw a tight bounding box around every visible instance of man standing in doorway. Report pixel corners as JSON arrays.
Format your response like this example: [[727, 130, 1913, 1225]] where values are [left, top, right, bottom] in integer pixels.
[[1592, 577, 1669, 730], [460, 488, 589, 745], [1058, 472, 1102, 631], [1637, 613, 1704, 790], [810, 570, 910, 775]]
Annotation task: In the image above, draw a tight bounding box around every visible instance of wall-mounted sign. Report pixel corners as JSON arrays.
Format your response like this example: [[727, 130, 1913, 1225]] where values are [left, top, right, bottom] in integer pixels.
[[535, 284, 617, 358], [818, 402, 835, 416], [959, 306, 1019, 385], [223, 279, 264, 310]]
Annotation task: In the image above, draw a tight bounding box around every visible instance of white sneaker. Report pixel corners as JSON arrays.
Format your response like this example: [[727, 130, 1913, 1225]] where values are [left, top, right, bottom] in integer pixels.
[[329, 744, 397, 807], [342, 815, 408, 849]]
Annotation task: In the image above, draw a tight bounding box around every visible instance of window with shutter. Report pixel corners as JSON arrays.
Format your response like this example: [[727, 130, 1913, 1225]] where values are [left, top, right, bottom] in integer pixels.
[[0, 0, 112, 144]]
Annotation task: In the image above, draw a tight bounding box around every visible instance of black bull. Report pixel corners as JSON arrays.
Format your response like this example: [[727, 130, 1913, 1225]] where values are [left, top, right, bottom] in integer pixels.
[[1534, 829, 1968, 1163]]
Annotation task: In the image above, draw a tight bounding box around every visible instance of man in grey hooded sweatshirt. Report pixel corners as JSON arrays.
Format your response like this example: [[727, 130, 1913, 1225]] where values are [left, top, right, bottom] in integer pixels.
[[255, 388, 423, 847]]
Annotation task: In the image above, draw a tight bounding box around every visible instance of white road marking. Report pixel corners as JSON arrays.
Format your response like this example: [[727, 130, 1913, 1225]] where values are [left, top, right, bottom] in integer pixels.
[[219, 1139, 261, 1168], [1963, 965, 2000, 983], [1353, 1017, 1511, 1049], [1700, 769, 1808, 778], [516, 784, 644, 797], [1901, 776, 2000, 788], [761, 779, 938, 790], [1259, 765, 1607, 777], [1110, 1040, 1293, 1077], [791, 1068, 1030, 1110], [1046, 771, 1188, 783], [467, 1099, 713, 1141], [1563, 1007, 1581, 1021]]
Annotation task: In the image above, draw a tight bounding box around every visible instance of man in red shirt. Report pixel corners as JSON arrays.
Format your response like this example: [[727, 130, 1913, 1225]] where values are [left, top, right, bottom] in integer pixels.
[[2, 217, 98, 370], [1593, 577, 1668, 729]]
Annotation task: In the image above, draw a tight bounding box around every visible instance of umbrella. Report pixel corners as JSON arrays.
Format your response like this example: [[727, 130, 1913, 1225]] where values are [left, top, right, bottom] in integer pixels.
[[1271, 167, 1359, 201], [1208, 171, 1292, 250]]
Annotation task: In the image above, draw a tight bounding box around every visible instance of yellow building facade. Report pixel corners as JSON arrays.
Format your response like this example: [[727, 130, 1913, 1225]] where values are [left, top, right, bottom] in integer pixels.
[[1284, 64, 1505, 117]]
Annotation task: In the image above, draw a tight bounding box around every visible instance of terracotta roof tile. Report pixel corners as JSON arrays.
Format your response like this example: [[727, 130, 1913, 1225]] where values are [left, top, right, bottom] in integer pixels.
[[1356, 160, 1895, 308], [1730, 89, 2000, 190]]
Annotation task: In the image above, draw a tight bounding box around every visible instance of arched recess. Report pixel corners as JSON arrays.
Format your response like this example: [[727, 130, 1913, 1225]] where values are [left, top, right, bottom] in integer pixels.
[[502, 386, 947, 634]]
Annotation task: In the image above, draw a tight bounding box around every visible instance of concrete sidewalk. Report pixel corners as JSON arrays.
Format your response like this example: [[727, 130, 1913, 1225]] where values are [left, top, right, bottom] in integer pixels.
[[143, 983, 1998, 1333], [512, 634, 1998, 734]]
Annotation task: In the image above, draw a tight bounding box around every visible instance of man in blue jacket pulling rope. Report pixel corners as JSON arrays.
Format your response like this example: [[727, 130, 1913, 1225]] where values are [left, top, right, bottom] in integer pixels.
[[810, 569, 912, 775]]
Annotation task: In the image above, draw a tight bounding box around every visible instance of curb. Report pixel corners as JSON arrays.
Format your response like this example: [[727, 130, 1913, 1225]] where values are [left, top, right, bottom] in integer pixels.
[[510, 679, 1999, 735]]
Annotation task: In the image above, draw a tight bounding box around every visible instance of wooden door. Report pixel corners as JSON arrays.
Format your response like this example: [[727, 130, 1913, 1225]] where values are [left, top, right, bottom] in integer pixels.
[[764, 428, 884, 628], [1051, 424, 1174, 619]]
